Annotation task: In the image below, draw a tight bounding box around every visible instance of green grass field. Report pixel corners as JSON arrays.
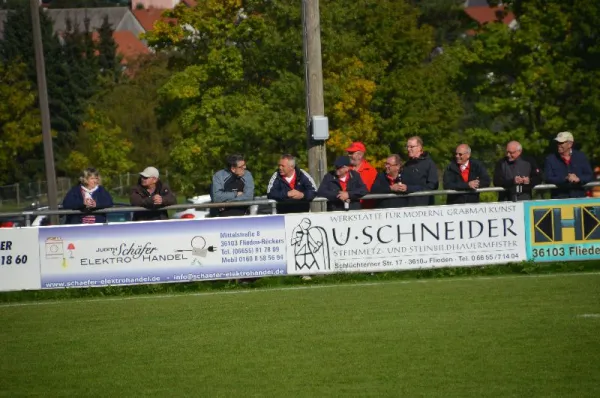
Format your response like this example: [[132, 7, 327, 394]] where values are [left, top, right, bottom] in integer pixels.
[[1, 273, 599, 397]]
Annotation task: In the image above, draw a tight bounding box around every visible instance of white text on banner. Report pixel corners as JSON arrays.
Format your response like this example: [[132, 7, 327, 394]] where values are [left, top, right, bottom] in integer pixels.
[[284, 202, 526, 275], [0, 228, 41, 291]]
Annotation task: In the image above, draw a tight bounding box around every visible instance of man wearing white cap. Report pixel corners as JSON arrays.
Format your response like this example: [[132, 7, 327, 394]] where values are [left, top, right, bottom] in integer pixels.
[[130, 166, 177, 221], [544, 132, 593, 198]]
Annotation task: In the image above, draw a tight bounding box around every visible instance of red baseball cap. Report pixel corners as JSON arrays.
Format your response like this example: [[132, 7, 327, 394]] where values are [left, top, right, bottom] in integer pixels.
[[346, 142, 366, 153]]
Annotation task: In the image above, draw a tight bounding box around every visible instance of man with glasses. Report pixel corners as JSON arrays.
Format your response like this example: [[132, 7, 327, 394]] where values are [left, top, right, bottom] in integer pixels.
[[493, 141, 542, 201], [130, 166, 177, 221], [211, 154, 255, 217], [544, 132, 593, 198], [401, 136, 439, 206], [371, 154, 407, 208], [443, 144, 490, 205], [317, 156, 368, 211]]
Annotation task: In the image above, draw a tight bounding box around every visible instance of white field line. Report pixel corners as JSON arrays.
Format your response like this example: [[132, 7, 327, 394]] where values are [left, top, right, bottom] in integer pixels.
[[578, 314, 600, 318], [1, 271, 600, 309]]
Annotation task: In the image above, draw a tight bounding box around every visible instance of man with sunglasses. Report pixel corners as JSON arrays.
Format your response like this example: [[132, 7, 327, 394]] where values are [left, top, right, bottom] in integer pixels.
[[130, 166, 177, 221], [493, 141, 542, 201], [443, 144, 490, 205], [544, 132, 593, 198]]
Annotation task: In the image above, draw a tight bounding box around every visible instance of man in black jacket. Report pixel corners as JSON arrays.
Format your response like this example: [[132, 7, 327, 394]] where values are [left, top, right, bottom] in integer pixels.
[[317, 156, 368, 211], [267, 154, 317, 214], [443, 144, 490, 205], [130, 166, 177, 221], [400, 136, 439, 206], [371, 154, 408, 209], [494, 141, 542, 201]]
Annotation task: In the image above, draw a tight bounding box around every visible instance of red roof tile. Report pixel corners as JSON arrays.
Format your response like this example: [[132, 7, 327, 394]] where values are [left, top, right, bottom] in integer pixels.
[[92, 30, 149, 64], [465, 6, 515, 26], [133, 8, 174, 32]]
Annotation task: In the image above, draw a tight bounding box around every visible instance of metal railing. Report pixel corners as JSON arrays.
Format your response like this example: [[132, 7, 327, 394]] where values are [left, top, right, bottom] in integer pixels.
[[1, 182, 599, 227]]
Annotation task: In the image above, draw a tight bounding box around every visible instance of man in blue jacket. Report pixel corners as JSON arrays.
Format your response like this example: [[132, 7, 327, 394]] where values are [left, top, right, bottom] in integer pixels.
[[267, 154, 317, 214], [317, 156, 368, 211], [544, 132, 593, 198]]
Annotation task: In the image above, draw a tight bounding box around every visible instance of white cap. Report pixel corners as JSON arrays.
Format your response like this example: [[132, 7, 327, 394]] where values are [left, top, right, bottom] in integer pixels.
[[554, 131, 574, 143], [140, 167, 159, 178]]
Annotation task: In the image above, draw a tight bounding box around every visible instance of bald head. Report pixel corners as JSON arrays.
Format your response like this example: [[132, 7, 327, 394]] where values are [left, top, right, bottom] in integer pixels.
[[455, 144, 471, 165], [506, 141, 522, 162]]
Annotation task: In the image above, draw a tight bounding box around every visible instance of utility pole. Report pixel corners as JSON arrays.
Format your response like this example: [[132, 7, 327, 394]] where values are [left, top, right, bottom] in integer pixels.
[[302, 0, 328, 201], [30, 0, 58, 213]]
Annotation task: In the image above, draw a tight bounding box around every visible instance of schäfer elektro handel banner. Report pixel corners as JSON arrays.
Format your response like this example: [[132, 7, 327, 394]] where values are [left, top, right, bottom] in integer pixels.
[[39, 216, 286, 289]]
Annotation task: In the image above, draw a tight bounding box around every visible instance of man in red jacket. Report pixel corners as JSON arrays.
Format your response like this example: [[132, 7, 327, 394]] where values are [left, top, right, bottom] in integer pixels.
[[346, 141, 377, 208]]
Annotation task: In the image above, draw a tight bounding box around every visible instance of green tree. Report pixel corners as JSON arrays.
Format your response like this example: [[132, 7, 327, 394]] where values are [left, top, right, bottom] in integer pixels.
[[144, 0, 471, 195], [0, 61, 43, 185], [459, 0, 600, 164], [96, 14, 122, 83], [90, 54, 181, 175], [65, 107, 134, 185]]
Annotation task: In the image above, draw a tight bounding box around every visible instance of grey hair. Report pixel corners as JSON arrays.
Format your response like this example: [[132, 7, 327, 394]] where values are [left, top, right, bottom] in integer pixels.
[[387, 154, 403, 166], [458, 144, 472, 154], [280, 154, 296, 168], [79, 168, 101, 184]]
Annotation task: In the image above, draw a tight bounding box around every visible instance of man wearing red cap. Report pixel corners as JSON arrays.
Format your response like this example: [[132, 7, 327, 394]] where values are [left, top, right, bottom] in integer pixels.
[[346, 141, 377, 208]]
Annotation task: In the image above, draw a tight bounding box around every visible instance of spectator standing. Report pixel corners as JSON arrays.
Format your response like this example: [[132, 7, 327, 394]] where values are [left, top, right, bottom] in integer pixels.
[[493, 141, 542, 201], [371, 154, 407, 209], [267, 154, 317, 214], [443, 144, 491, 205], [544, 132, 593, 199], [401, 136, 439, 206], [63, 168, 114, 224], [346, 141, 377, 209], [130, 166, 176, 221], [211, 154, 255, 217], [317, 156, 368, 211]]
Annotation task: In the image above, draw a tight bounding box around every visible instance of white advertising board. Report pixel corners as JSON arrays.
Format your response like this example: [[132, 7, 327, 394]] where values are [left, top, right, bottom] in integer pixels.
[[285, 202, 526, 275], [38, 216, 286, 289], [0, 228, 41, 291]]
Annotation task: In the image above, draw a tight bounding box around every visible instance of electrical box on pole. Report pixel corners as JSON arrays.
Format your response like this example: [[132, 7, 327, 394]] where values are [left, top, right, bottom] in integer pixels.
[[311, 116, 329, 140]]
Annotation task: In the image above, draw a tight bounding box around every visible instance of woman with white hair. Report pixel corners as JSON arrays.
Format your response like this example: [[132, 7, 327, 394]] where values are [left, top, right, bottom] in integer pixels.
[[62, 168, 114, 224]]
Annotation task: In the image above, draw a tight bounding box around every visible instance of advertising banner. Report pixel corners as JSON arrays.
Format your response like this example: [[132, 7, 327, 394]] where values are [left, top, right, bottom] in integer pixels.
[[38, 216, 286, 289], [524, 198, 600, 262], [285, 203, 526, 275], [0, 228, 41, 291]]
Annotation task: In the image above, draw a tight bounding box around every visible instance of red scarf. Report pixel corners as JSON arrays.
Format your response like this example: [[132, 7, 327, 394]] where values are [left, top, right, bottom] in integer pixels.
[[386, 174, 400, 186], [460, 162, 470, 182], [287, 172, 297, 189], [339, 175, 348, 191]]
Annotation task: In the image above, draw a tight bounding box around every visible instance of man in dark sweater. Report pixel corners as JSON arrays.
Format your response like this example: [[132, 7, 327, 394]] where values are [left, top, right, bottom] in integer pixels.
[[494, 141, 542, 201]]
